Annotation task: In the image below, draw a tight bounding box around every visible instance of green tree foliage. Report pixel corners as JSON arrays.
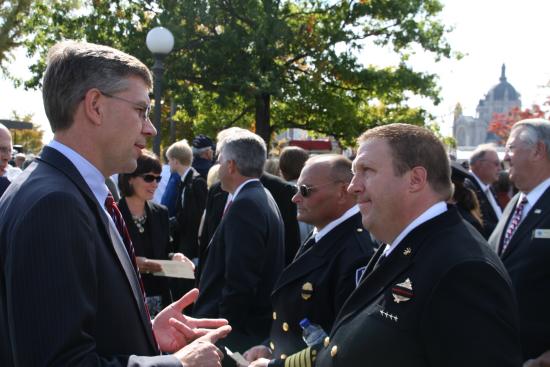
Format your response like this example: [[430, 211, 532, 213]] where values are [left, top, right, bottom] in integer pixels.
[[9, 111, 44, 154], [0, 0, 33, 70], [19, 0, 454, 148]]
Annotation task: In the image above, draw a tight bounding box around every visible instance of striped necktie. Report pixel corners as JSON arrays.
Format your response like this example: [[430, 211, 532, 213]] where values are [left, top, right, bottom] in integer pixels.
[[500, 196, 528, 255]]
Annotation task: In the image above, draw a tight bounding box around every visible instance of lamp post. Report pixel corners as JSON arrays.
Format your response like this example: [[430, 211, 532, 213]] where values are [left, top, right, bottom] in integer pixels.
[[146, 26, 174, 156]]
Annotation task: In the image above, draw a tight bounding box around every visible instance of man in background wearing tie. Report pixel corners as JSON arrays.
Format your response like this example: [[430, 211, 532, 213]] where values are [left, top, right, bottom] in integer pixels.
[[465, 144, 503, 238], [489, 118, 550, 362], [0, 40, 229, 367]]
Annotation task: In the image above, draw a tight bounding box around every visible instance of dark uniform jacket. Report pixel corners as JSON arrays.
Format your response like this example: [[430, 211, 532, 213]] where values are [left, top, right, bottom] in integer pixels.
[[283, 206, 521, 367], [268, 212, 376, 360], [465, 177, 500, 239], [489, 188, 550, 360], [193, 180, 285, 352], [0, 147, 178, 366]]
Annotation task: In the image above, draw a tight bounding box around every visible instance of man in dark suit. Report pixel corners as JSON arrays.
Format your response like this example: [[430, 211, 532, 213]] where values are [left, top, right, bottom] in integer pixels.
[[0, 41, 229, 366], [197, 127, 300, 268], [275, 123, 522, 367], [465, 144, 503, 238], [243, 154, 376, 365], [489, 118, 550, 361], [193, 131, 285, 353]]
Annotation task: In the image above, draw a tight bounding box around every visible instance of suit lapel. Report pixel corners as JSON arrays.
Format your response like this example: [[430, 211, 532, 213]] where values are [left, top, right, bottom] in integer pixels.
[[502, 188, 550, 259], [38, 147, 157, 351]]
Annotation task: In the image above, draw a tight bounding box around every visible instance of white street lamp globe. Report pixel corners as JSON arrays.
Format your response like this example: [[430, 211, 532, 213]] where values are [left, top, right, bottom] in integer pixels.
[[146, 27, 174, 55]]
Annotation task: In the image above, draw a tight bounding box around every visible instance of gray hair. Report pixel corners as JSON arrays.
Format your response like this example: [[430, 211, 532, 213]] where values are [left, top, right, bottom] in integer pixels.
[[469, 143, 498, 165], [221, 132, 266, 178], [216, 127, 248, 154], [512, 118, 550, 159], [43, 40, 152, 132], [192, 146, 211, 157]]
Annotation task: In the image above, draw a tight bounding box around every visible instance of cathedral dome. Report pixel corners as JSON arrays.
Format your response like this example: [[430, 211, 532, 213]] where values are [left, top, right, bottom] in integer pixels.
[[486, 64, 520, 101]]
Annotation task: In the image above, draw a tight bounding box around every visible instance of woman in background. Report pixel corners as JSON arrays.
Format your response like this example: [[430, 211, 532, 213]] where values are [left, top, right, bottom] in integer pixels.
[[450, 161, 484, 235], [118, 150, 174, 317]]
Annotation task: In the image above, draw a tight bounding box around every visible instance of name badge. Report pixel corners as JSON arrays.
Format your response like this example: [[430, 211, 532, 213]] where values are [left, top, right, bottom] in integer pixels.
[[533, 229, 550, 239]]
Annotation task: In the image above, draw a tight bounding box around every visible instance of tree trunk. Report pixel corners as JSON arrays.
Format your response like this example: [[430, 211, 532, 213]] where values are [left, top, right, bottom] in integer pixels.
[[255, 93, 271, 150]]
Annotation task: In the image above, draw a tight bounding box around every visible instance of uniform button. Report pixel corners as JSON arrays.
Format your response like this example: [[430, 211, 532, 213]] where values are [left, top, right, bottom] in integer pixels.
[[323, 336, 330, 347], [331, 345, 338, 357], [282, 322, 289, 332], [270, 341, 275, 350], [273, 311, 277, 320], [356, 228, 363, 232], [280, 354, 287, 360]]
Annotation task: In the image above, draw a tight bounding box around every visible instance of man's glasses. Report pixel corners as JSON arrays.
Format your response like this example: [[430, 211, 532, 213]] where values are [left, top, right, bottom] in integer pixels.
[[139, 174, 162, 183], [298, 181, 340, 198], [100, 91, 151, 122]]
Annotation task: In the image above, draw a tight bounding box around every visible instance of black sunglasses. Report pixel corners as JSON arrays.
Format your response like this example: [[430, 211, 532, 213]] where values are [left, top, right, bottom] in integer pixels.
[[298, 181, 340, 198], [139, 174, 162, 183]]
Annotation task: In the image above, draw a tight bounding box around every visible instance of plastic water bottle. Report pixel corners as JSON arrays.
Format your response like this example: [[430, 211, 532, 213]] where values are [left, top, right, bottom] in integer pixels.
[[300, 318, 328, 347]]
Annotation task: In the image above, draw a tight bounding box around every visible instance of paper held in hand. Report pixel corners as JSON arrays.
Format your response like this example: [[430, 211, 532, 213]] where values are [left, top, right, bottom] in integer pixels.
[[152, 260, 195, 279], [225, 346, 249, 366]]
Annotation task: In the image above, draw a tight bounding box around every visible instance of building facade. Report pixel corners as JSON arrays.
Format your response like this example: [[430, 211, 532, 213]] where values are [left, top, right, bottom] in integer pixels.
[[453, 64, 521, 147]]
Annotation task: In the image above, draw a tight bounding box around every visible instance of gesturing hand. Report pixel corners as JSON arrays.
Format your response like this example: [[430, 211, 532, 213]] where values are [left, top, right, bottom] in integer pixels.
[[152, 288, 229, 353], [174, 324, 232, 367]]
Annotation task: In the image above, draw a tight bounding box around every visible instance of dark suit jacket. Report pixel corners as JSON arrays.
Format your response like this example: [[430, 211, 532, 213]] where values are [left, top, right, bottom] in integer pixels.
[[193, 180, 285, 352], [465, 177, 499, 239], [0, 147, 178, 366], [0, 176, 10, 198], [198, 173, 300, 270], [174, 167, 207, 260], [311, 206, 521, 367], [268, 213, 376, 360], [118, 198, 173, 306], [489, 188, 550, 360]]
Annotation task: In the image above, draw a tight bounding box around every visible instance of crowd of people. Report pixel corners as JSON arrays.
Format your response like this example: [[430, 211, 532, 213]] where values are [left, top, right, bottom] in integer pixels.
[[0, 40, 550, 367]]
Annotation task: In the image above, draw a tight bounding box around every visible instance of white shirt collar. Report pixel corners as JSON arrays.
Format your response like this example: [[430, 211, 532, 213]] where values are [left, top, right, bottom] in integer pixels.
[[180, 167, 192, 182], [521, 176, 550, 220], [384, 201, 447, 257], [314, 205, 360, 242], [232, 178, 260, 200], [48, 140, 109, 207]]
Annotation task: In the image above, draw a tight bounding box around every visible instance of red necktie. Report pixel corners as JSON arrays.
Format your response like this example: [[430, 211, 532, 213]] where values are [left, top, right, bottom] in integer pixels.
[[222, 199, 233, 217], [104, 194, 158, 348]]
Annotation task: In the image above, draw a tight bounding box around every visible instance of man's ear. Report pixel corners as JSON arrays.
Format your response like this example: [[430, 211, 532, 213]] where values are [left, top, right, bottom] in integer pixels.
[[227, 159, 237, 174], [409, 166, 428, 193], [533, 141, 548, 161], [83, 89, 103, 126]]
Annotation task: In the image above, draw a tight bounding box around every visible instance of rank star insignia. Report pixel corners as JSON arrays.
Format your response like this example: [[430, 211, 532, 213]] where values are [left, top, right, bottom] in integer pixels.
[[392, 278, 413, 303], [403, 247, 412, 256]]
